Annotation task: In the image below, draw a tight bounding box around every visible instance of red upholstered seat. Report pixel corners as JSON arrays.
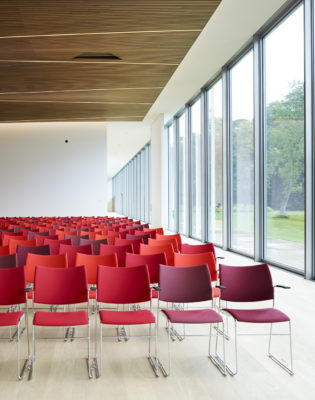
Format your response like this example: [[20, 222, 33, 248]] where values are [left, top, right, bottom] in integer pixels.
[[0, 311, 24, 327], [162, 309, 223, 324], [33, 310, 88, 326], [223, 308, 290, 323], [99, 309, 155, 325]]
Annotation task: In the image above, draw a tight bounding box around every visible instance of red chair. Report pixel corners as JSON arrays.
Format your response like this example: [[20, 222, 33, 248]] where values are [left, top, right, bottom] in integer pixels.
[[32, 266, 91, 378], [143, 227, 164, 235], [0, 253, 17, 268], [96, 265, 158, 377], [0, 245, 10, 256], [180, 243, 224, 266], [126, 233, 151, 245], [2, 232, 25, 247], [79, 238, 108, 255], [99, 243, 134, 267], [16, 244, 50, 268], [9, 238, 36, 255], [139, 243, 175, 266], [0, 266, 30, 379], [35, 234, 58, 246], [219, 263, 293, 375], [43, 238, 72, 255], [158, 264, 226, 376], [59, 244, 93, 267], [115, 237, 143, 254]]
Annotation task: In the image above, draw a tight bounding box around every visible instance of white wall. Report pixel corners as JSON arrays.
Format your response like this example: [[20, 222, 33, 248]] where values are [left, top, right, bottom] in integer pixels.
[[0, 122, 107, 217]]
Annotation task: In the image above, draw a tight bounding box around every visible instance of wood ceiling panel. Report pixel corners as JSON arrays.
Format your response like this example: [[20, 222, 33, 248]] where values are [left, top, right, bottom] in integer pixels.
[[0, 0, 222, 122], [0, 1, 221, 36]]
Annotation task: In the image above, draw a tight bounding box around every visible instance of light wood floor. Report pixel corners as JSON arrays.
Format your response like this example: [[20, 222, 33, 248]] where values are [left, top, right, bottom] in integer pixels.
[[0, 248, 314, 400]]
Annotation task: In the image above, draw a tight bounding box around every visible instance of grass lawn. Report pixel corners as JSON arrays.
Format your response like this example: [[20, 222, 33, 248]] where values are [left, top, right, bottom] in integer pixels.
[[214, 210, 304, 243]]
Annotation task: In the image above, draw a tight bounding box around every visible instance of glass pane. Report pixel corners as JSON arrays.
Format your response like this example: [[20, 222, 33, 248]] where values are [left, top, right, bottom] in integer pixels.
[[264, 5, 304, 270], [168, 124, 176, 231], [178, 113, 187, 234], [230, 50, 254, 255], [207, 79, 223, 245], [191, 98, 202, 239]]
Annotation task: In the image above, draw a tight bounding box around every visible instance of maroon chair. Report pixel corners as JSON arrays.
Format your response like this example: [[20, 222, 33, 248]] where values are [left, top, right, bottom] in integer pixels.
[[44, 238, 72, 255], [28, 231, 50, 241], [219, 263, 292, 375], [0, 253, 17, 268], [125, 252, 167, 289], [64, 234, 89, 246], [59, 244, 93, 267], [99, 243, 133, 267], [0, 266, 30, 379], [96, 265, 158, 377], [115, 237, 144, 254], [32, 266, 91, 378], [158, 264, 225, 376], [126, 233, 150, 245], [79, 238, 108, 255], [35, 234, 58, 246], [16, 244, 50, 268]]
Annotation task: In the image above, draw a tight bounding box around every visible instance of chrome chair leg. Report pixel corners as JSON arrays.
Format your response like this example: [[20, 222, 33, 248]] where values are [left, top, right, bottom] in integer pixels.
[[268, 321, 293, 375], [208, 322, 227, 376], [225, 319, 238, 376]]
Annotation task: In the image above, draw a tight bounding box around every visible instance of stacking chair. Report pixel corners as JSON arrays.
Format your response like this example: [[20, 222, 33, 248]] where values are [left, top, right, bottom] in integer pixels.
[[59, 244, 93, 267], [2, 232, 25, 247], [99, 243, 133, 267], [32, 266, 91, 379], [96, 265, 159, 377], [64, 233, 89, 246], [156, 233, 181, 252], [28, 231, 50, 241], [25, 253, 68, 287], [16, 244, 50, 268], [219, 263, 293, 375], [44, 238, 72, 255], [158, 264, 226, 376], [151, 236, 179, 253], [126, 233, 150, 245], [0, 245, 10, 256], [115, 237, 144, 254], [125, 253, 167, 298], [144, 227, 164, 235], [180, 243, 224, 268], [35, 234, 58, 246], [0, 253, 17, 268], [140, 243, 175, 265], [0, 266, 31, 379], [9, 238, 36, 255], [79, 238, 108, 255]]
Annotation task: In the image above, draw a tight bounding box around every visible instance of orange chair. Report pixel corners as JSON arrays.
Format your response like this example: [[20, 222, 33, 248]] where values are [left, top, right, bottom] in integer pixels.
[[25, 253, 68, 285], [143, 227, 164, 236], [95, 234, 118, 245], [148, 236, 179, 253], [2, 234, 27, 247], [9, 238, 36, 255], [139, 242, 175, 265], [156, 233, 181, 251], [173, 252, 219, 297]]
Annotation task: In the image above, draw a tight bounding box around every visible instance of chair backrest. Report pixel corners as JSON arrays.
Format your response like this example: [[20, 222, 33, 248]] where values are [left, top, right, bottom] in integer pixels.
[[59, 244, 93, 267], [79, 238, 108, 255], [181, 243, 216, 258], [99, 243, 133, 267], [115, 237, 143, 254], [0, 245, 10, 256], [35, 234, 58, 246], [25, 253, 68, 283], [44, 238, 72, 255], [0, 253, 17, 269], [139, 242, 174, 265], [219, 263, 274, 302], [143, 227, 164, 235], [156, 233, 181, 251], [159, 264, 212, 303], [17, 244, 50, 268], [9, 238, 36, 255], [97, 265, 151, 304], [152, 236, 179, 252], [28, 231, 50, 241], [34, 265, 88, 305], [174, 252, 217, 281], [3, 233, 26, 247], [125, 233, 150, 245], [138, 228, 156, 239], [64, 234, 89, 246], [125, 252, 167, 284], [75, 253, 118, 284], [0, 266, 26, 305]]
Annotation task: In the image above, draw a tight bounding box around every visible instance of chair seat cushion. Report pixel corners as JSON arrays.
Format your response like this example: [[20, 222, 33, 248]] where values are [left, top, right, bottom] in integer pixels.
[[99, 309, 155, 325], [0, 311, 24, 327], [162, 308, 222, 324], [223, 308, 290, 323], [33, 310, 88, 326]]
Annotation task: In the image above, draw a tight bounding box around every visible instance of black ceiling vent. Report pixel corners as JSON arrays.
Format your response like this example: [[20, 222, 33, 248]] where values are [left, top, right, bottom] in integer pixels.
[[73, 52, 121, 60]]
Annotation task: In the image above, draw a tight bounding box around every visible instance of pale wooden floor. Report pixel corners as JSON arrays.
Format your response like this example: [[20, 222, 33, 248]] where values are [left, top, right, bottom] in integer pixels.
[[0, 247, 314, 400]]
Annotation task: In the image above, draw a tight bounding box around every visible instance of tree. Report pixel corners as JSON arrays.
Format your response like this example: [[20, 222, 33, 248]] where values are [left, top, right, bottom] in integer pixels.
[[266, 81, 304, 215]]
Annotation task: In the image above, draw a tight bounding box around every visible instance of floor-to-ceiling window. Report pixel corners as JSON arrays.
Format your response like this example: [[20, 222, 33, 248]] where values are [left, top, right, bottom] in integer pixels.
[[207, 79, 223, 245], [190, 98, 202, 239], [263, 4, 304, 271], [178, 113, 187, 235], [168, 123, 176, 231], [230, 50, 254, 255]]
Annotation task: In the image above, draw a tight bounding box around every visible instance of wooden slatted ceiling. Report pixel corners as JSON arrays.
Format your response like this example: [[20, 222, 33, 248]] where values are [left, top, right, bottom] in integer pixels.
[[0, 0, 221, 122]]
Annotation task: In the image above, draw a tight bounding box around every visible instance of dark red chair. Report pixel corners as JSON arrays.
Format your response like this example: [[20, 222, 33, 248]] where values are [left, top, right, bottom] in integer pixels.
[[219, 263, 293, 375], [96, 265, 158, 377], [35, 234, 58, 246], [126, 233, 151, 245], [16, 244, 50, 268], [64, 234, 89, 246], [79, 238, 108, 255], [99, 243, 134, 267], [0, 266, 30, 379], [32, 266, 91, 378], [43, 238, 72, 255], [59, 244, 93, 267], [159, 264, 226, 376], [0, 253, 17, 268]]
